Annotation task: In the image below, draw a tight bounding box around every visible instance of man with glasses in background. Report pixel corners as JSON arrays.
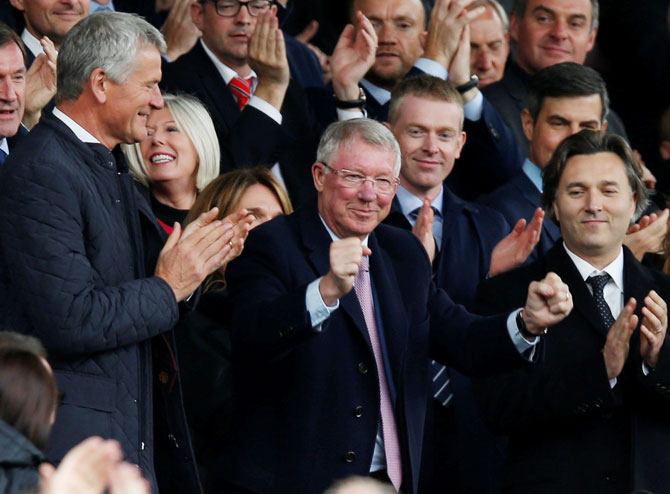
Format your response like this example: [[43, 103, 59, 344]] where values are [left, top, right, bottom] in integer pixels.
[[219, 118, 573, 494], [161, 0, 376, 208]]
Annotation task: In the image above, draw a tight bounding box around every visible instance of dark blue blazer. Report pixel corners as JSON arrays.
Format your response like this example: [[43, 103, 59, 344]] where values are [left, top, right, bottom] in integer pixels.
[[161, 41, 319, 208], [479, 171, 561, 265], [219, 207, 532, 494], [474, 243, 670, 493]]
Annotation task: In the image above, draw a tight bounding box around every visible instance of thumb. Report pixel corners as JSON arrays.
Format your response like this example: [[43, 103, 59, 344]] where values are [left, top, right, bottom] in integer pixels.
[[362, 245, 372, 257], [38, 462, 56, 483], [162, 222, 181, 251], [296, 20, 319, 43]]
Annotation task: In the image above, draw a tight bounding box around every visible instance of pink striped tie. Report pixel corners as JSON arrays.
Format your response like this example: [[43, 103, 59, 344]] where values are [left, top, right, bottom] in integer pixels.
[[229, 76, 253, 110], [354, 256, 402, 491]]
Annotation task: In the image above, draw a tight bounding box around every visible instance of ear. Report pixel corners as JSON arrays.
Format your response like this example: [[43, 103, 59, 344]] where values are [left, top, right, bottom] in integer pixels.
[[585, 26, 598, 53], [659, 141, 670, 161], [312, 162, 326, 192], [89, 68, 108, 104], [454, 131, 467, 160], [600, 119, 608, 134], [521, 108, 534, 143], [509, 13, 520, 43], [419, 30, 428, 51], [552, 200, 560, 223], [8, 0, 24, 12], [191, 1, 205, 31], [382, 121, 392, 130]]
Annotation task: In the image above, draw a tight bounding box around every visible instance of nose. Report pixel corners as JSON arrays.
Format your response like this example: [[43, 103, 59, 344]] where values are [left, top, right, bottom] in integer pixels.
[[549, 19, 568, 40], [474, 49, 493, 72], [0, 77, 17, 103], [585, 190, 603, 213], [150, 84, 164, 110], [151, 127, 166, 145], [235, 2, 253, 23], [357, 179, 377, 202], [423, 132, 439, 154], [377, 22, 397, 45]]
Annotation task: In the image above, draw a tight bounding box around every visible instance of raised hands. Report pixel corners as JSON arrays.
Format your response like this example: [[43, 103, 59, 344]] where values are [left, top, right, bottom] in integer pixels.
[[155, 208, 253, 301], [161, 0, 201, 62], [489, 208, 544, 277], [249, 8, 290, 111], [319, 238, 372, 306], [411, 197, 436, 262], [639, 290, 668, 369], [24, 36, 57, 129], [423, 0, 485, 69], [331, 10, 378, 101], [603, 298, 638, 379], [624, 208, 669, 261], [522, 272, 573, 336]]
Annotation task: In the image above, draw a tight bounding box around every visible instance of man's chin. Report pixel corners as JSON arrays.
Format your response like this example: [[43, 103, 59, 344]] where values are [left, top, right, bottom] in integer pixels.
[[365, 67, 405, 90]]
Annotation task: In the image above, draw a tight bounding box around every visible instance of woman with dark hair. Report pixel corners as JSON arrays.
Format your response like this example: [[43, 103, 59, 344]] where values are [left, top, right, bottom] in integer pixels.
[[0, 347, 58, 493], [177, 168, 292, 491]]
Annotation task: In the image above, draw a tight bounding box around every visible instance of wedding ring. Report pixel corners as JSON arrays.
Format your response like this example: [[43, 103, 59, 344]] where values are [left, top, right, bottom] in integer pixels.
[[228, 241, 233, 248], [654, 328, 663, 334]]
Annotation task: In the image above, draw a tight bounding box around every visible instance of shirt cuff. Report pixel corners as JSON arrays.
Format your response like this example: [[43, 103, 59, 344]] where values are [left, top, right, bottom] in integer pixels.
[[336, 108, 366, 121], [306, 277, 339, 331], [248, 96, 283, 125], [414, 58, 448, 80], [463, 90, 484, 121], [507, 308, 539, 359]]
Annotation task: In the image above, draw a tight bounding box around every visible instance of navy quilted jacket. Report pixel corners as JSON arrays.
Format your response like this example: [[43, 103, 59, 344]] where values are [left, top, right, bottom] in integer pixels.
[[0, 114, 193, 492]]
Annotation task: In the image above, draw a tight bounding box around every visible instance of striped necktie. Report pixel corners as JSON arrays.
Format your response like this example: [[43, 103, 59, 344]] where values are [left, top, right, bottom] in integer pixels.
[[229, 76, 253, 110]]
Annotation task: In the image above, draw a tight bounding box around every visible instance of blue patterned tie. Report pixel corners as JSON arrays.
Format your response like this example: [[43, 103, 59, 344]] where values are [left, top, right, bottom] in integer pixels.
[[586, 274, 615, 328]]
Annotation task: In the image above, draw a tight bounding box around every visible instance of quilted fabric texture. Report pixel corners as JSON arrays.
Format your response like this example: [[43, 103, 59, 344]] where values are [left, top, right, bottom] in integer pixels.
[[0, 115, 180, 488]]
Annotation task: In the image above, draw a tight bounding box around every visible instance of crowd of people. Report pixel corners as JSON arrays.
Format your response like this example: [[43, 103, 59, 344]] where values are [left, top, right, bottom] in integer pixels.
[[0, 0, 669, 493]]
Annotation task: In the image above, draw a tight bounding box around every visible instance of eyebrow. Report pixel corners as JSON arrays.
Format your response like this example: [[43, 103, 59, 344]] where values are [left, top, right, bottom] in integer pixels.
[[547, 115, 600, 126], [565, 180, 621, 189], [532, 5, 588, 23]]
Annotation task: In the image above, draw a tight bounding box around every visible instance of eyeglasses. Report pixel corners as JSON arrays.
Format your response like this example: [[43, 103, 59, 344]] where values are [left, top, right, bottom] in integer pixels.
[[321, 162, 399, 195], [208, 0, 274, 17]]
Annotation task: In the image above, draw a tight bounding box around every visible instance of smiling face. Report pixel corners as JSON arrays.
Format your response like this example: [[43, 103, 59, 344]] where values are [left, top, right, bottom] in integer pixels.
[[0, 42, 26, 140], [191, 0, 257, 74], [469, 4, 509, 87], [388, 95, 465, 199], [140, 106, 198, 193], [313, 138, 398, 240], [102, 45, 163, 148], [553, 151, 636, 267], [11, 0, 90, 48], [524, 94, 603, 169], [354, 0, 426, 91], [511, 0, 596, 75]]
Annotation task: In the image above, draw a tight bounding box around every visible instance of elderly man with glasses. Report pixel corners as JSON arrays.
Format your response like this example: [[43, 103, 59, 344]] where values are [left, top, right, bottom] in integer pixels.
[[219, 118, 574, 494]]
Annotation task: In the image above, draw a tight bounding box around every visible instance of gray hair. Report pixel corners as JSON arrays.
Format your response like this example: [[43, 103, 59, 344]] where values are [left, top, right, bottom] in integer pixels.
[[122, 93, 220, 192], [317, 119, 402, 177], [56, 12, 166, 103], [473, 0, 509, 32], [512, 0, 599, 31]]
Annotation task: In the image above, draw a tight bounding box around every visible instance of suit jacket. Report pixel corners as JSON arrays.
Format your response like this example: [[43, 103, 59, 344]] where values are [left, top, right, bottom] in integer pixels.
[[479, 171, 561, 265], [474, 243, 670, 494], [219, 207, 533, 494], [484, 61, 630, 158], [160, 41, 319, 208]]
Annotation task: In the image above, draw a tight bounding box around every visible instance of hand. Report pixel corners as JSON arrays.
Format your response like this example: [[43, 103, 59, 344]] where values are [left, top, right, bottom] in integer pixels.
[[411, 197, 436, 262], [23, 36, 57, 129], [161, 0, 201, 62], [109, 463, 150, 494], [633, 149, 656, 189], [447, 25, 479, 102], [623, 208, 669, 260], [155, 208, 241, 301], [639, 290, 668, 369], [331, 11, 377, 100], [216, 209, 255, 277], [423, 0, 484, 69], [39, 437, 122, 494], [295, 20, 332, 83], [319, 238, 372, 305], [522, 272, 572, 335], [603, 298, 638, 379], [249, 9, 290, 111], [489, 208, 544, 277]]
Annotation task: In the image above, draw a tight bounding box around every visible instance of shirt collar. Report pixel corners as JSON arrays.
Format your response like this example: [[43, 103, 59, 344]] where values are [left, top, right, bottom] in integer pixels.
[[396, 184, 443, 219], [360, 78, 390, 106], [1, 138, 8, 155], [21, 29, 44, 58], [319, 214, 369, 247], [200, 39, 257, 87], [563, 242, 625, 294], [89, 0, 115, 12], [53, 107, 101, 144], [522, 158, 543, 193]]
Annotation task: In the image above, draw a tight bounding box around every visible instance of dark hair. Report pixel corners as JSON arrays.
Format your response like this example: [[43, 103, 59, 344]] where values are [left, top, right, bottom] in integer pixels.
[[0, 332, 46, 357], [185, 167, 293, 291], [0, 22, 27, 67], [542, 130, 648, 221], [388, 75, 464, 129], [0, 349, 58, 450], [511, 0, 599, 30], [526, 62, 609, 123]]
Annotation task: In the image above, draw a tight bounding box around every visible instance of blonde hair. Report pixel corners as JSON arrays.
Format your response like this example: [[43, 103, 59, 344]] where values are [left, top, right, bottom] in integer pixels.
[[122, 93, 220, 191]]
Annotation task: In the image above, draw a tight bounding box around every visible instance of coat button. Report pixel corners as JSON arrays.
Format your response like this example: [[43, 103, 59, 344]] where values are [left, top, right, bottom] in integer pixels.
[[158, 371, 169, 384], [344, 451, 356, 463], [357, 362, 368, 375], [353, 406, 363, 418]]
